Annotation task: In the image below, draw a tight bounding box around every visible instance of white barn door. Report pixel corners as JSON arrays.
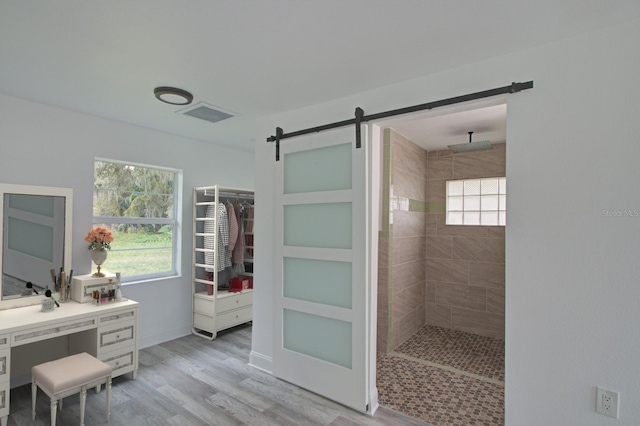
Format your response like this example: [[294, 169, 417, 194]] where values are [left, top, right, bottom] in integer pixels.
[[273, 125, 374, 412]]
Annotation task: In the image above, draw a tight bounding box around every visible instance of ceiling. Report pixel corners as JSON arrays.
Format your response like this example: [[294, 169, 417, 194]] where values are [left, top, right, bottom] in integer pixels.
[[1, 1, 639, 153]]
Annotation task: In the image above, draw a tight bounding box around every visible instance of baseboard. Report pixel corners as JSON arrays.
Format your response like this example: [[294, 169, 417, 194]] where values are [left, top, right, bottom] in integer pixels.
[[368, 386, 379, 415], [249, 350, 273, 374]]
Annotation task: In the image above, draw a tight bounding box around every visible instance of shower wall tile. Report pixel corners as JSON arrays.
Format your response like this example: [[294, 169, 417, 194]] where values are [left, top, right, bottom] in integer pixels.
[[393, 236, 418, 264], [410, 258, 426, 282], [436, 215, 490, 236], [393, 210, 426, 237], [427, 156, 453, 180], [393, 140, 427, 179], [377, 324, 388, 353], [451, 307, 504, 339], [487, 226, 505, 238], [468, 262, 505, 289], [424, 143, 506, 339], [435, 282, 487, 312], [486, 289, 505, 315], [426, 303, 452, 328], [453, 149, 506, 179], [406, 284, 424, 311], [382, 130, 428, 348], [394, 168, 427, 201], [426, 258, 469, 284], [426, 179, 446, 203], [426, 213, 438, 235], [426, 235, 453, 259], [453, 236, 505, 263], [426, 281, 436, 303], [391, 264, 412, 293]]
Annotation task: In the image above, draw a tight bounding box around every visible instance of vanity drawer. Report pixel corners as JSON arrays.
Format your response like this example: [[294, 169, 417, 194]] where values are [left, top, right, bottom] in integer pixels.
[[11, 316, 97, 347], [0, 349, 9, 384], [98, 307, 137, 327], [217, 291, 252, 313], [0, 334, 8, 350], [0, 380, 8, 418], [98, 320, 136, 355], [99, 346, 137, 378], [216, 306, 252, 331]]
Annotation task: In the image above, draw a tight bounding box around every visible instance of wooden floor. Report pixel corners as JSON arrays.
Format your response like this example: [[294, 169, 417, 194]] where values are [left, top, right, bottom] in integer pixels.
[[7, 324, 431, 425]]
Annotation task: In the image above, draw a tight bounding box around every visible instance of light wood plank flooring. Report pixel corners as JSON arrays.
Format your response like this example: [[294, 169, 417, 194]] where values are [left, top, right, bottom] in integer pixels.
[[7, 324, 431, 425]]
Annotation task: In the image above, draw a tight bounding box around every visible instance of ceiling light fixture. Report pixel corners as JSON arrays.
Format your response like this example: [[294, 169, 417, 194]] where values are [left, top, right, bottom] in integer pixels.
[[154, 86, 193, 105]]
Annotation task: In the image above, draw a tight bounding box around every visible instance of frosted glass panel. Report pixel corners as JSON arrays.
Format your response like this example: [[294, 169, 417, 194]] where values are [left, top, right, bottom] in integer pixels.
[[481, 211, 499, 226], [8, 194, 55, 217], [481, 179, 499, 194], [284, 258, 352, 308], [448, 211, 463, 225], [284, 203, 352, 249], [481, 195, 499, 211], [464, 180, 481, 195], [284, 309, 352, 368], [7, 217, 53, 261], [464, 196, 480, 211], [448, 196, 463, 211], [464, 211, 480, 225], [284, 143, 352, 194], [499, 178, 507, 194], [499, 211, 506, 226], [499, 194, 506, 210], [448, 180, 463, 196]]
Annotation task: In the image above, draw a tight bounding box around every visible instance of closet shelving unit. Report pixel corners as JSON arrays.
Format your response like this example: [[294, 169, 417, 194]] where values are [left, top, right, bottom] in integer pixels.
[[192, 185, 254, 340]]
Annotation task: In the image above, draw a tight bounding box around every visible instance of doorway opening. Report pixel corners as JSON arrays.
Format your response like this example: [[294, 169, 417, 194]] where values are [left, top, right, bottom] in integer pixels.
[[373, 99, 507, 425]]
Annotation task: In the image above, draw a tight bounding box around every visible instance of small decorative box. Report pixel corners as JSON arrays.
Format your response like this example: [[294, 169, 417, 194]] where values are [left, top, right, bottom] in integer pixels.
[[71, 273, 116, 303]]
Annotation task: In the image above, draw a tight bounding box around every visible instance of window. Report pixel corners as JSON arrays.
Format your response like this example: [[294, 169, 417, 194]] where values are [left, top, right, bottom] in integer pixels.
[[446, 177, 506, 226], [92, 159, 181, 281]]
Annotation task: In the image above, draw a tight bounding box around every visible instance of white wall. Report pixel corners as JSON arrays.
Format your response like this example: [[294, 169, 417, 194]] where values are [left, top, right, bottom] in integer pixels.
[[0, 93, 254, 348], [253, 18, 640, 425]]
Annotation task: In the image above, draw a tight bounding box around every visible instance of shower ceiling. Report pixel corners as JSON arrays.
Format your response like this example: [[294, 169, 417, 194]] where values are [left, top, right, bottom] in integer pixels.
[[390, 104, 507, 152]]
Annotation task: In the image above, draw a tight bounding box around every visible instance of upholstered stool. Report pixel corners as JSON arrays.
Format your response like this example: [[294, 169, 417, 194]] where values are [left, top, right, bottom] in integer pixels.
[[31, 352, 112, 426]]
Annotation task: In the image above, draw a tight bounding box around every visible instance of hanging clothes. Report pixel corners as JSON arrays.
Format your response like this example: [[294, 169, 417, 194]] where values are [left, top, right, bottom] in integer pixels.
[[232, 201, 246, 268], [204, 202, 231, 272], [225, 201, 239, 254]]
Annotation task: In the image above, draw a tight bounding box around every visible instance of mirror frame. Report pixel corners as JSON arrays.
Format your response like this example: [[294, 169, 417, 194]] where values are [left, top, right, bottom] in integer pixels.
[[0, 183, 73, 310]]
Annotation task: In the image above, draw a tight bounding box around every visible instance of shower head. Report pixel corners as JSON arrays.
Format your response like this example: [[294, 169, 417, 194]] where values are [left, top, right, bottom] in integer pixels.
[[448, 131, 492, 153]]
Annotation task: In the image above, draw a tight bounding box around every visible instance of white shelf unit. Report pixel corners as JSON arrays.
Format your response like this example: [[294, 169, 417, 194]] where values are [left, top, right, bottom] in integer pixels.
[[192, 185, 255, 340]]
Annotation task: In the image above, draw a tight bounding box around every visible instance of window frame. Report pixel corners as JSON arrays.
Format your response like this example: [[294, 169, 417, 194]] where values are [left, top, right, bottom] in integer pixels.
[[92, 158, 182, 282], [445, 177, 506, 226]]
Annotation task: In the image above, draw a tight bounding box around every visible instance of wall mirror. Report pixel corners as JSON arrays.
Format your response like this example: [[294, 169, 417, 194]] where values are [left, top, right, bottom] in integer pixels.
[[0, 183, 73, 310]]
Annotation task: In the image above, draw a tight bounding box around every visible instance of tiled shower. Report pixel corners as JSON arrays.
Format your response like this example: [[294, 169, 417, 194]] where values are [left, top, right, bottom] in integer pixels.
[[377, 128, 506, 353]]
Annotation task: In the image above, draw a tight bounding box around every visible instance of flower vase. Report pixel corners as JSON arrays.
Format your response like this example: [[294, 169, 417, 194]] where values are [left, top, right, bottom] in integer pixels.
[[91, 248, 108, 277]]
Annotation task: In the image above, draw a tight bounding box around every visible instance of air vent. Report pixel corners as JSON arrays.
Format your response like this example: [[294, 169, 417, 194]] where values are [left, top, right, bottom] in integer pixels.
[[179, 102, 236, 124]]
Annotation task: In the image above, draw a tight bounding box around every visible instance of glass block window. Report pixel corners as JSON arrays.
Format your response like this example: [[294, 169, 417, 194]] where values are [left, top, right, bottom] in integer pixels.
[[446, 177, 506, 226]]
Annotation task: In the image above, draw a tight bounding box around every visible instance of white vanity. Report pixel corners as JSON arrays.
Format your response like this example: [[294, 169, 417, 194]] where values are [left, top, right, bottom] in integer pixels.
[[0, 183, 139, 426], [0, 299, 139, 426]]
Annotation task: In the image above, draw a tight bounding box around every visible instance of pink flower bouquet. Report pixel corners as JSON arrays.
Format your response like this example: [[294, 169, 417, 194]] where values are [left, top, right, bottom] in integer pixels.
[[85, 227, 114, 250]]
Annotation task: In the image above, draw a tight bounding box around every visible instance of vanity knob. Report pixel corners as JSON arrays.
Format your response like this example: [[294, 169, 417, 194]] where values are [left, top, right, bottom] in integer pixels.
[[116, 334, 120, 339]]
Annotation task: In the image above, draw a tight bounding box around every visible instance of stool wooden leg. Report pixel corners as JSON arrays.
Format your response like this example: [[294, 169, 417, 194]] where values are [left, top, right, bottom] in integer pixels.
[[106, 376, 112, 422], [31, 379, 36, 421], [80, 385, 87, 426], [50, 398, 58, 426]]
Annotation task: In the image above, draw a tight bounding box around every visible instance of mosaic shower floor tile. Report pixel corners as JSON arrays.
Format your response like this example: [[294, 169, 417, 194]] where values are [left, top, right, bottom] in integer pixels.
[[377, 325, 505, 425]]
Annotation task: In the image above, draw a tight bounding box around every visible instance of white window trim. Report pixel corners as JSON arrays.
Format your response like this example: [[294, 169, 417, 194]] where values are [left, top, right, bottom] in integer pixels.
[[93, 158, 182, 282]]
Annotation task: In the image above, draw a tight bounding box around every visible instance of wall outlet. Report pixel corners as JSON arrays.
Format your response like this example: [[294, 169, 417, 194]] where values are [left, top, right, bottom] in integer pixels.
[[596, 387, 619, 418]]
